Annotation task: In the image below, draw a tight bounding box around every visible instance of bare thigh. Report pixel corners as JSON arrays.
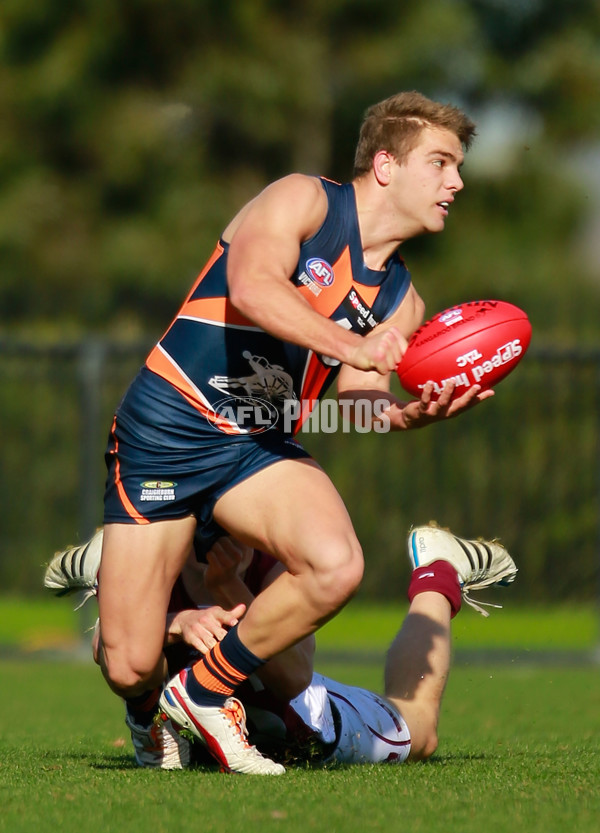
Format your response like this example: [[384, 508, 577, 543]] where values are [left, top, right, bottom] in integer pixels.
[[97, 516, 196, 693], [213, 457, 360, 573], [212, 458, 364, 657]]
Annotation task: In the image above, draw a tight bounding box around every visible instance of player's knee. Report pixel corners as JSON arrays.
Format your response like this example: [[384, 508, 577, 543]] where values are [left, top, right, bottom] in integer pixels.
[[101, 646, 156, 694], [103, 659, 146, 693], [313, 539, 364, 608]]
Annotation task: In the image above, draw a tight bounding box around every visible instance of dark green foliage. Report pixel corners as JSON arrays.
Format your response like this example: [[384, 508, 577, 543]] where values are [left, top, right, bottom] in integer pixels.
[[1, 0, 599, 335], [2, 2, 600, 601]]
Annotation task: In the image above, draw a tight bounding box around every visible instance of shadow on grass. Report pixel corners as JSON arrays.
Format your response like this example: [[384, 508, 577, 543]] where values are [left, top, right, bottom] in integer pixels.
[[88, 757, 140, 770], [428, 752, 488, 763], [88, 755, 217, 772]]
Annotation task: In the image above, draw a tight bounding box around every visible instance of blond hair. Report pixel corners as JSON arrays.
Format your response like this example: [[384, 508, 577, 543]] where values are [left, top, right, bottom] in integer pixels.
[[353, 91, 476, 177]]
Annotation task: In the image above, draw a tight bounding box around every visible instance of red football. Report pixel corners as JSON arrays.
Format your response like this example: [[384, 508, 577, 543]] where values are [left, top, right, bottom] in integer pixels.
[[397, 299, 532, 400]]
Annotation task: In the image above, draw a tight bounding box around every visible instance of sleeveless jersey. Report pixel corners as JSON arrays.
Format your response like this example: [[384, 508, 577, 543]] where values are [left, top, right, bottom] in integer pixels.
[[144, 177, 412, 436]]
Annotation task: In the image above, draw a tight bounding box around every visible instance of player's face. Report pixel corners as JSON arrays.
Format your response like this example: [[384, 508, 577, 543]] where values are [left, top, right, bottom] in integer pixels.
[[389, 126, 465, 237]]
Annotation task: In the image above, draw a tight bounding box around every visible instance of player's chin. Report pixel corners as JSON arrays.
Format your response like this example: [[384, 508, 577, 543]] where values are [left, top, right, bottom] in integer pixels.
[[424, 217, 447, 234]]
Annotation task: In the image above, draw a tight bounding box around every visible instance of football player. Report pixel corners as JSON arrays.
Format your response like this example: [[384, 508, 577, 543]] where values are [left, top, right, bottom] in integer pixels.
[[95, 91, 494, 775]]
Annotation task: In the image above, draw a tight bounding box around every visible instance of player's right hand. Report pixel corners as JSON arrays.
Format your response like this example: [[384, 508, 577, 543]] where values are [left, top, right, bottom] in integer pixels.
[[347, 326, 406, 373]]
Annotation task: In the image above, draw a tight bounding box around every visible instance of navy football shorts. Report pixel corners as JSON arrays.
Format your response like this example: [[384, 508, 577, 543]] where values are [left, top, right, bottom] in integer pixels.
[[103, 370, 311, 557]]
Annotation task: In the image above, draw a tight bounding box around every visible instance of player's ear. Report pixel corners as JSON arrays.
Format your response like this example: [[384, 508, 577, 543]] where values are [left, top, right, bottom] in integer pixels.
[[372, 150, 395, 186]]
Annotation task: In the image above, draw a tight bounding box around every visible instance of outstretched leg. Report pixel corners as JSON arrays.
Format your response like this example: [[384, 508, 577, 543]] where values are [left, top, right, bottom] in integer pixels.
[[384, 524, 517, 761]]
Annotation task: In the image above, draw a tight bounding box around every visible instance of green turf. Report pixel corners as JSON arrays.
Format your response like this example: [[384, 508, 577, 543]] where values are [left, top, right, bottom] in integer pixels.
[[2, 595, 599, 653], [318, 599, 600, 651], [2, 596, 599, 832], [0, 596, 82, 651], [1, 659, 599, 833]]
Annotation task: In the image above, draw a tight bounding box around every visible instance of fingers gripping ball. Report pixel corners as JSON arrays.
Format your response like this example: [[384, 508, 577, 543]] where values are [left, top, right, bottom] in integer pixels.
[[396, 300, 532, 400]]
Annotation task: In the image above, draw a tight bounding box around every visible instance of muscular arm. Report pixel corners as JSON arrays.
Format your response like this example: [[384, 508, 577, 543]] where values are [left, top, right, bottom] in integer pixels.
[[225, 174, 403, 374]]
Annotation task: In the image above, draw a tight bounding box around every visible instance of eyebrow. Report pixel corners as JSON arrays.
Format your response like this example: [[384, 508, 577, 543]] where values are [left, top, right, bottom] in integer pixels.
[[426, 149, 465, 168], [427, 150, 462, 161]]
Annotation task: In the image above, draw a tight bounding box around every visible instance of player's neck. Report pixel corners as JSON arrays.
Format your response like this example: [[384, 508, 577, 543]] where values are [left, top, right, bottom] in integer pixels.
[[352, 180, 406, 269], [355, 175, 436, 268]]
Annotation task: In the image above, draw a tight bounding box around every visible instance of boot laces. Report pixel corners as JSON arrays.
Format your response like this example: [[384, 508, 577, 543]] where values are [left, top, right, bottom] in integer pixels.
[[223, 699, 265, 757]]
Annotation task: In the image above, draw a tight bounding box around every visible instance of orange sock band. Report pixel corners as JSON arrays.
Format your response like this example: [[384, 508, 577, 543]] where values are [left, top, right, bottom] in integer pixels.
[[185, 624, 265, 706]]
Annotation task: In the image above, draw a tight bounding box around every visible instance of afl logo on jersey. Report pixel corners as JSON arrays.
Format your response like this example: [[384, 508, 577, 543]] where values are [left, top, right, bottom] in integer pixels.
[[306, 258, 334, 287]]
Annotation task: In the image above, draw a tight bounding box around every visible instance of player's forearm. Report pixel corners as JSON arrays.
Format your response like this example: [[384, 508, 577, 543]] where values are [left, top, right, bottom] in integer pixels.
[[165, 605, 246, 654], [228, 272, 360, 365]]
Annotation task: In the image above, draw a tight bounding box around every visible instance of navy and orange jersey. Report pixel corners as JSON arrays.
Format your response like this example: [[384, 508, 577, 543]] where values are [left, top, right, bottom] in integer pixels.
[[144, 177, 412, 436]]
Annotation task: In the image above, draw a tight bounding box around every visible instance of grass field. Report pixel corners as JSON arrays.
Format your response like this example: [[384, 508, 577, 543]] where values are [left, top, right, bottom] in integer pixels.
[[1, 598, 599, 833], [2, 594, 598, 653]]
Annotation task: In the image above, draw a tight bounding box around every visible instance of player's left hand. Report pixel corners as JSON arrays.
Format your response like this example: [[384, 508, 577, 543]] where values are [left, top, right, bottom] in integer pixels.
[[168, 604, 247, 653], [390, 381, 494, 429]]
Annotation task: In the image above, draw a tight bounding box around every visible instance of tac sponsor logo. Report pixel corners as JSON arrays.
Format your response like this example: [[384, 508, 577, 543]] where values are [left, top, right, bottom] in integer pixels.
[[305, 258, 334, 287], [140, 481, 177, 502], [456, 349, 483, 367]]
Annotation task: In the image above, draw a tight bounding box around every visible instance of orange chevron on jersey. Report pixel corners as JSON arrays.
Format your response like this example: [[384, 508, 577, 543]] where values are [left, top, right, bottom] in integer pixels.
[[146, 344, 246, 434], [295, 352, 331, 430], [296, 246, 378, 317], [183, 242, 224, 303], [138, 177, 412, 437], [178, 297, 260, 330]]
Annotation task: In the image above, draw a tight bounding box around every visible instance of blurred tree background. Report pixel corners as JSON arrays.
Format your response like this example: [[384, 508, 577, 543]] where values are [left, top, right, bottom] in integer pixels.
[[2, 0, 599, 339], [1, 0, 600, 601]]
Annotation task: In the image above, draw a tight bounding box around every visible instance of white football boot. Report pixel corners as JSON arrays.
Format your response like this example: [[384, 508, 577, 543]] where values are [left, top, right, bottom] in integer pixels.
[[408, 523, 518, 616], [125, 708, 191, 770], [159, 669, 285, 775], [43, 528, 104, 607]]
